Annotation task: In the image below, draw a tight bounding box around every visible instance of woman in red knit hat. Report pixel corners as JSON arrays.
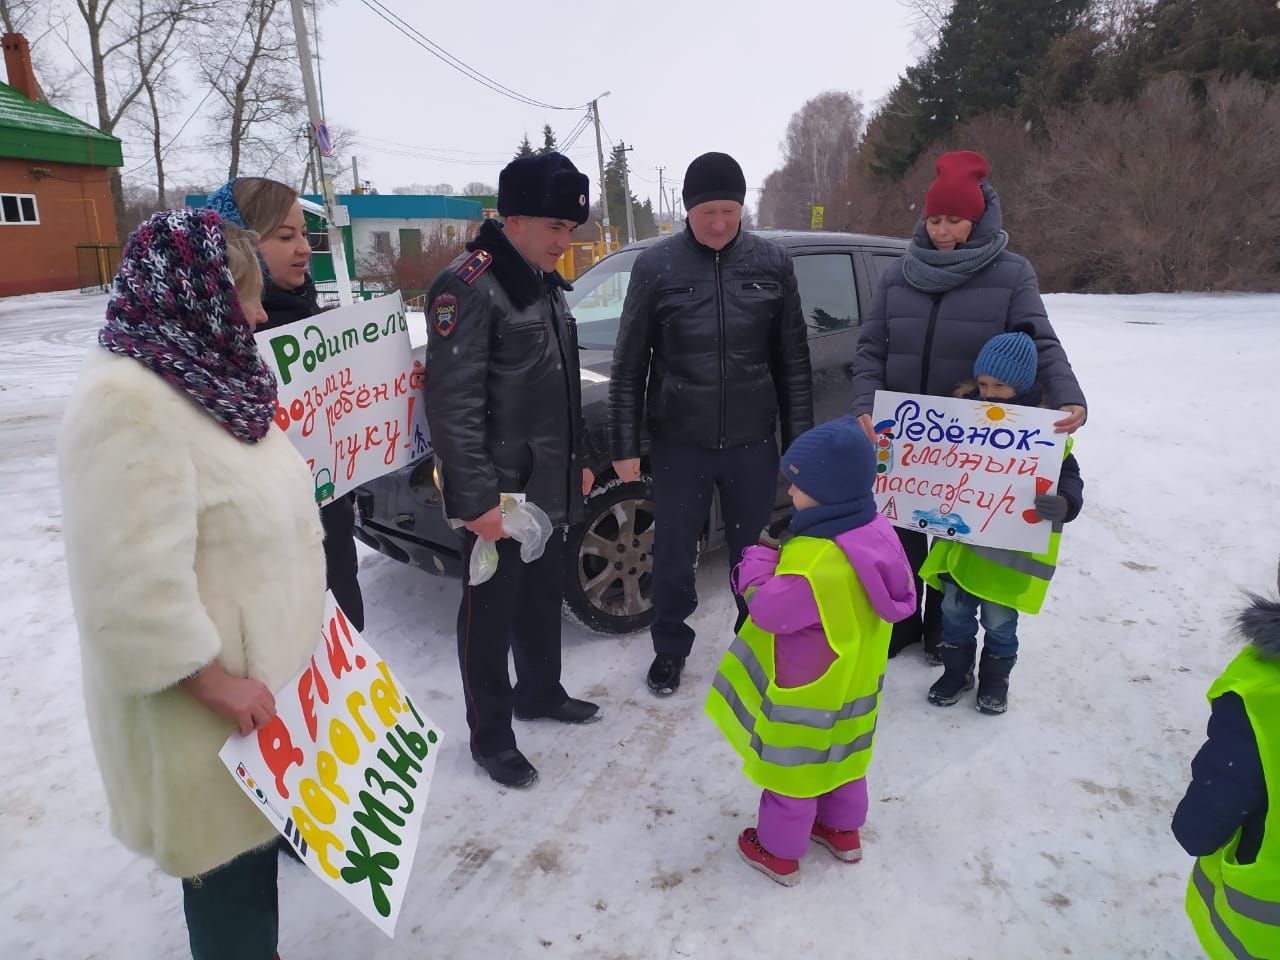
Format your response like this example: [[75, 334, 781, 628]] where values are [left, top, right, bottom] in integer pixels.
[[849, 150, 1088, 661]]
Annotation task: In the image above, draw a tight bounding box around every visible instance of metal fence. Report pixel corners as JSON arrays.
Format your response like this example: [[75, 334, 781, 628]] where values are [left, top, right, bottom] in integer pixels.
[[76, 244, 121, 293]]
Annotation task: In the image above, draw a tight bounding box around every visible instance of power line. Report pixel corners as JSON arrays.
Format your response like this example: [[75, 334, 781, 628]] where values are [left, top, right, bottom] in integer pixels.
[[121, 14, 253, 178], [358, 0, 589, 111]]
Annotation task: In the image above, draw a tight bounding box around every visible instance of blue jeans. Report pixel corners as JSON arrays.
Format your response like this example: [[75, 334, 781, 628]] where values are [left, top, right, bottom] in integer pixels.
[[939, 581, 1019, 658]]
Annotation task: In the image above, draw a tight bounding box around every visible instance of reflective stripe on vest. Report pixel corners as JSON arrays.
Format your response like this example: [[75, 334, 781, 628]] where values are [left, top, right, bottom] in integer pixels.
[[709, 673, 879, 766], [720, 635, 884, 728], [966, 534, 1060, 581], [1190, 861, 1271, 960], [704, 534, 893, 798], [1186, 646, 1280, 960]]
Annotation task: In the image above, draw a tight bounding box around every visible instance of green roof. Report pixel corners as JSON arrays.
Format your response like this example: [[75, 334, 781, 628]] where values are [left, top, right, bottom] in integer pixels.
[[0, 81, 122, 167]]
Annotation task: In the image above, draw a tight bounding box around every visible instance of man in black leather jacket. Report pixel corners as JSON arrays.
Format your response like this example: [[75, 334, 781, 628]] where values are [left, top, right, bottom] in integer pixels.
[[424, 153, 599, 788], [608, 152, 814, 696]]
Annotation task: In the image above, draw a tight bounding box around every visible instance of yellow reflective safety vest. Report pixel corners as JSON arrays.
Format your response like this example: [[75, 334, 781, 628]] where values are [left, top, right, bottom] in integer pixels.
[[704, 535, 890, 798], [917, 438, 1074, 616], [1186, 646, 1280, 960]]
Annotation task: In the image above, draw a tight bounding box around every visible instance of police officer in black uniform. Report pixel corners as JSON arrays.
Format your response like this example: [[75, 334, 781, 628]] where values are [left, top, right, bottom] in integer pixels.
[[424, 152, 599, 788]]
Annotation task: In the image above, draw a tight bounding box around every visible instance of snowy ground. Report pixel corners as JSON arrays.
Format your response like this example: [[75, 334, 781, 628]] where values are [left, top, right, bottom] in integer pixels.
[[3, 289, 1277, 959]]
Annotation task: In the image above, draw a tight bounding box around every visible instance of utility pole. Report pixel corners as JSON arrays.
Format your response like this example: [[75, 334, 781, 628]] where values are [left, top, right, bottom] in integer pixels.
[[351, 156, 360, 195], [591, 94, 611, 247], [619, 143, 636, 244], [656, 166, 664, 234], [289, 0, 352, 305]]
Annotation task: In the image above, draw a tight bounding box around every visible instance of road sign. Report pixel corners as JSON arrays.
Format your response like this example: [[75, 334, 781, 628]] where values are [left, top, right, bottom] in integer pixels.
[[316, 120, 333, 157]]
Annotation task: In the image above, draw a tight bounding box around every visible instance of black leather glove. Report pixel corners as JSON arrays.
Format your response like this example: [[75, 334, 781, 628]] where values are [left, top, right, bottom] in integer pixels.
[[759, 516, 790, 548], [1034, 494, 1069, 523]]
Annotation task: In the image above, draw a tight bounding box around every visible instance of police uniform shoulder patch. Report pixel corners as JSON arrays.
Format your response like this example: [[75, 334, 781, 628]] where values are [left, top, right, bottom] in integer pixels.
[[432, 292, 459, 337], [454, 249, 493, 285]]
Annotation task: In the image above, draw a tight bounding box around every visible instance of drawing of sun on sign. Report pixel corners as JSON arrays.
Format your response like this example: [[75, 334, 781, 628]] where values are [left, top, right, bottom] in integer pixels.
[[869, 390, 1067, 553], [974, 400, 1020, 426]]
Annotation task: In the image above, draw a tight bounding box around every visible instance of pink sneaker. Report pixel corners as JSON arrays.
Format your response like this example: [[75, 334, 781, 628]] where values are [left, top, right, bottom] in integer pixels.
[[737, 828, 800, 886], [811, 821, 863, 862]]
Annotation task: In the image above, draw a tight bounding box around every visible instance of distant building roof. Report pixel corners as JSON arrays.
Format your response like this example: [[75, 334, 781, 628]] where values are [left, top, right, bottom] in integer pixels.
[[302, 194, 485, 221], [0, 81, 122, 167], [186, 191, 485, 222]]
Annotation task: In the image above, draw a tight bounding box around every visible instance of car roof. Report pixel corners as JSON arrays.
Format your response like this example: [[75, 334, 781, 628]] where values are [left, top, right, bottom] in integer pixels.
[[600, 229, 907, 260]]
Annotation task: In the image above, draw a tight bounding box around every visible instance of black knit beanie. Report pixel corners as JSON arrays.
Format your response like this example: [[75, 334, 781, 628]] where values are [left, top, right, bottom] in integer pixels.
[[682, 152, 746, 210]]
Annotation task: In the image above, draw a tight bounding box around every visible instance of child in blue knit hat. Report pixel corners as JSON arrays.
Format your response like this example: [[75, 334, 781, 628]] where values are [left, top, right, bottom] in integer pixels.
[[706, 416, 918, 885], [918, 332, 1086, 714]]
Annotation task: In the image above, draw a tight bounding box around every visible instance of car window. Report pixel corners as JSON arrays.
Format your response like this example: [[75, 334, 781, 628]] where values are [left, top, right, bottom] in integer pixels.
[[872, 252, 903, 281], [793, 253, 859, 334], [564, 249, 641, 349]]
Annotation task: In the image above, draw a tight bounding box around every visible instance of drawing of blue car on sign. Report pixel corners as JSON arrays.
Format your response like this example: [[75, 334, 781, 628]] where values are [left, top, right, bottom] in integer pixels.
[[912, 509, 972, 537]]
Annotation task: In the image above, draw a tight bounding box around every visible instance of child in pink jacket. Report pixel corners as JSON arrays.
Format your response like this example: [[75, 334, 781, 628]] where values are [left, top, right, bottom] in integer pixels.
[[729, 416, 917, 884]]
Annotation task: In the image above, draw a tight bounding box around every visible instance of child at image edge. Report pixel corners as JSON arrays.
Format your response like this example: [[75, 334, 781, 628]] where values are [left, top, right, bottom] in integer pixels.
[[1172, 559, 1280, 960], [919, 331, 1085, 714], [705, 415, 917, 885]]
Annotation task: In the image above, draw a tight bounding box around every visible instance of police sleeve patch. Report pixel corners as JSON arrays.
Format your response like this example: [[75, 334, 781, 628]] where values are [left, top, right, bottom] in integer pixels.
[[454, 249, 493, 285], [432, 292, 459, 337]]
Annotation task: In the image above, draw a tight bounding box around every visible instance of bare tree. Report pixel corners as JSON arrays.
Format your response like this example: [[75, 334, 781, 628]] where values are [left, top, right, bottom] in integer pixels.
[[898, 0, 953, 52], [198, 0, 306, 181], [778, 91, 865, 223], [130, 1, 212, 206], [65, 0, 193, 231], [462, 182, 496, 196]]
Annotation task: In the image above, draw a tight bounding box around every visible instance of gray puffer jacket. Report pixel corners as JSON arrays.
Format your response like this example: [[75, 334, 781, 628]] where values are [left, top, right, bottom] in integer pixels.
[[851, 183, 1086, 416]]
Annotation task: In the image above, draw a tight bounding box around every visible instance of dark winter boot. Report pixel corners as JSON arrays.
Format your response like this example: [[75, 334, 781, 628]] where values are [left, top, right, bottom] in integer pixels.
[[927, 644, 976, 706], [976, 651, 1017, 715]]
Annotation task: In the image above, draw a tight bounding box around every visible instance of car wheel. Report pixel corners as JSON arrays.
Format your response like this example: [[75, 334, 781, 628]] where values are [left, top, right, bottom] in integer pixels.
[[563, 477, 656, 634], [946, 526, 956, 536], [918, 519, 929, 529]]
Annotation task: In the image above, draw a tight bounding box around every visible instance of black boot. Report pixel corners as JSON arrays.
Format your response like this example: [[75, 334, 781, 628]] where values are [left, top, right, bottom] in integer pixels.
[[647, 654, 686, 696], [927, 644, 976, 706], [976, 651, 1017, 715]]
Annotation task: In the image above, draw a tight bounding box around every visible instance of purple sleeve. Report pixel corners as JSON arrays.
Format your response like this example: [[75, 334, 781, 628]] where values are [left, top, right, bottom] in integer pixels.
[[746, 573, 822, 635]]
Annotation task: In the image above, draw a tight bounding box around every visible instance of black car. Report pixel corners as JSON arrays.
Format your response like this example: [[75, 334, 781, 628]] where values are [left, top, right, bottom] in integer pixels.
[[351, 230, 907, 634]]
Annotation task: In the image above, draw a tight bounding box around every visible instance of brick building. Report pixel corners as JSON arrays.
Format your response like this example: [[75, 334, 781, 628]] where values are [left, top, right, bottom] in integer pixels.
[[0, 33, 122, 297]]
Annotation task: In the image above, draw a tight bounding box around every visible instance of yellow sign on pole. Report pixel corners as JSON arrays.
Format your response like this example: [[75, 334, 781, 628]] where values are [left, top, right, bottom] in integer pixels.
[[810, 205, 825, 230]]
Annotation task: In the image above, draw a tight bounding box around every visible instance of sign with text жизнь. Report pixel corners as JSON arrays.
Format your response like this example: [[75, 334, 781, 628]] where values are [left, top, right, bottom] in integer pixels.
[[218, 592, 443, 936]]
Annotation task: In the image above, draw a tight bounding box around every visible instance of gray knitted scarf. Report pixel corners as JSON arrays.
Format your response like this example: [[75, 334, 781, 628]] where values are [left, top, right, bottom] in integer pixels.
[[902, 230, 1010, 293]]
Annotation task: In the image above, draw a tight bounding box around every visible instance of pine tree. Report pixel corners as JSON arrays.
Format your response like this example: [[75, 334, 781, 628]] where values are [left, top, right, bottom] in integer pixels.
[[879, 0, 1090, 175], [514, 134, 534, 159], [539, 124, 558, 154], [603, 143, 653, 244]]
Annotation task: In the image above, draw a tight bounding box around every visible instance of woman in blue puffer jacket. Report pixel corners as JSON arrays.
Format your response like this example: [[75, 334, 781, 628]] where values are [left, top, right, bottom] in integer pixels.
[[850, 151, 1087, 658]]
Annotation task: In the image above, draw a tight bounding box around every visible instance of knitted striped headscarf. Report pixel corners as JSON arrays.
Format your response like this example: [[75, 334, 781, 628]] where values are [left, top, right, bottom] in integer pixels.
[[98, 208, 278, 443]]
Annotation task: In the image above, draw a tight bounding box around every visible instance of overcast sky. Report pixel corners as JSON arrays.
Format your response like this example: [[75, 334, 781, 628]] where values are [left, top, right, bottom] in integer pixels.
[[36, 0, 921, 211]]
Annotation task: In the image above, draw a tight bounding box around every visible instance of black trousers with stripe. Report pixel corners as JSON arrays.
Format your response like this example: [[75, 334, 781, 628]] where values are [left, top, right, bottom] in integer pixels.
[[456, 529, 568, 758]]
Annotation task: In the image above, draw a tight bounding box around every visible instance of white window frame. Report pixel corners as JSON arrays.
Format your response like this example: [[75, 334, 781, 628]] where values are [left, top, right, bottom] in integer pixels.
[[0, 193, 40, 225]]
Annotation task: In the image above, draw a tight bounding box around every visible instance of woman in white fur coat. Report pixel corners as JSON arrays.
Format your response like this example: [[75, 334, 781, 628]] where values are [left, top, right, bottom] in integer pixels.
[[58, 209, 325, 960]]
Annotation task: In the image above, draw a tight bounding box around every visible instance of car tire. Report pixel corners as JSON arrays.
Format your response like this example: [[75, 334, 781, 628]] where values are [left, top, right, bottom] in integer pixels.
[[918, 519, 929, 529], [946, 526, 956, 536], [562, 476, 656, 634]]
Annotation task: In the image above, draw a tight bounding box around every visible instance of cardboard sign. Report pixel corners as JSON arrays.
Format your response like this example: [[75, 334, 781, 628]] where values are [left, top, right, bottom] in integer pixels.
[[257, 293, 431, 504], [870, 390, 1067, 553], [218, 593, 444, 936]]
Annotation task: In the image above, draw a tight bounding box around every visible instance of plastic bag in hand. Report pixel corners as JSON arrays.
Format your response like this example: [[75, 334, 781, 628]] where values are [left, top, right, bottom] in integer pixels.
[[466, 500, 554, 586], [504, 500, 553, 563], [469, 537, 500, 586]]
